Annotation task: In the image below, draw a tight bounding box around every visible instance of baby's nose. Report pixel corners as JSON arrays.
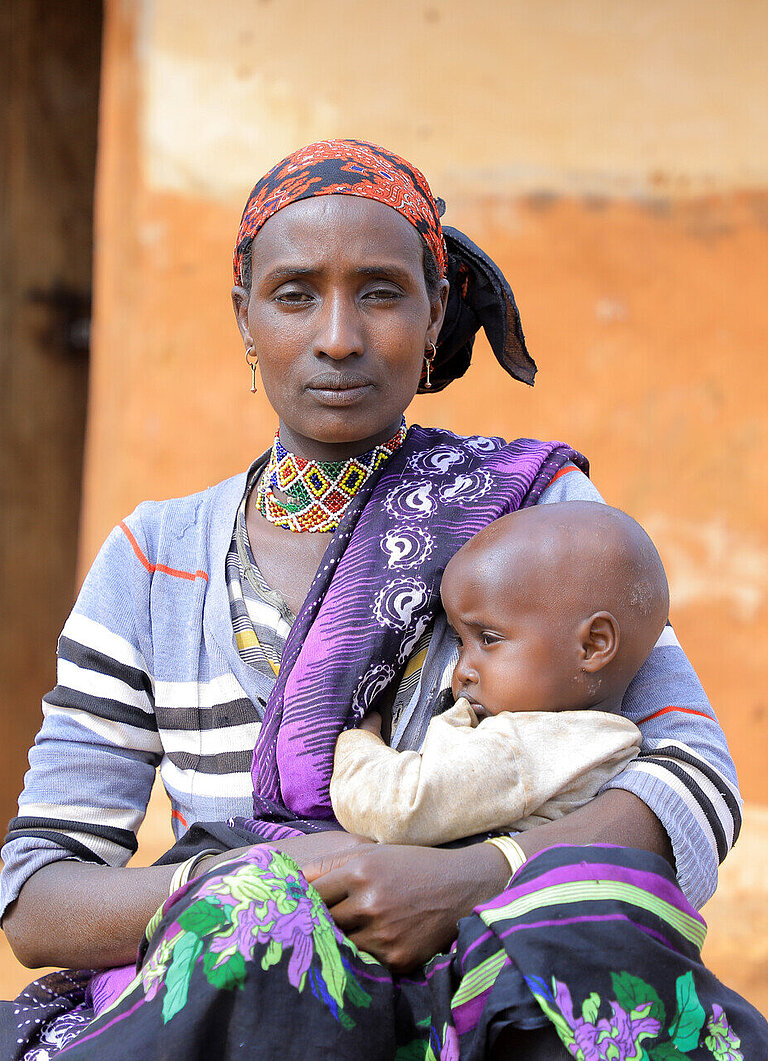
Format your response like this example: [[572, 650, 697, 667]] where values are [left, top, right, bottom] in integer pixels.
[[453, 654, 479, 686]]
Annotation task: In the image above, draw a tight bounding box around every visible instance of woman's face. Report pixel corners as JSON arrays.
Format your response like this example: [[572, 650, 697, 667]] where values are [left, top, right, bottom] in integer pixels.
[[233, 195, 448, 460]]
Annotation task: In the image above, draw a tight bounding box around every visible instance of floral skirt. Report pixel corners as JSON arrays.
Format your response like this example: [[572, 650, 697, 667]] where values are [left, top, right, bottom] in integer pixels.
[[3, 845, 766, 1060]]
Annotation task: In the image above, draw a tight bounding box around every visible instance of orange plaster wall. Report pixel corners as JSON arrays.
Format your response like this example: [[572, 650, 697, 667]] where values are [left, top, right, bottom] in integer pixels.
[[82, 1, 768, 801]]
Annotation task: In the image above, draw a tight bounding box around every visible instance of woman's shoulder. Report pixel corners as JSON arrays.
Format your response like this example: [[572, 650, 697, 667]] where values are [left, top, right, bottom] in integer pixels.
[[536, 462, 603, 505], [126, 470, 247, 527], [112, 469, 250, 574]]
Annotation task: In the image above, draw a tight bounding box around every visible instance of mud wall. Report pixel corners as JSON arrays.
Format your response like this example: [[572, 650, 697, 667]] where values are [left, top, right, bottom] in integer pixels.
[[83, 0, 768, 800]]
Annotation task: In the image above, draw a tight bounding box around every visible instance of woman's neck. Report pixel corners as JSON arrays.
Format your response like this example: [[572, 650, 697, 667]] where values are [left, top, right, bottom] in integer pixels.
[[277, 419, 406, 461]]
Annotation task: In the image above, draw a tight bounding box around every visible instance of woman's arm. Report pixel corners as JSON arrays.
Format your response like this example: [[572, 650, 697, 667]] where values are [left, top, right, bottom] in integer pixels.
[[3, 861, 178, 969], [1, 517, 164, 966], [308, 788, 670, 974], [4, 831, 374, 969]]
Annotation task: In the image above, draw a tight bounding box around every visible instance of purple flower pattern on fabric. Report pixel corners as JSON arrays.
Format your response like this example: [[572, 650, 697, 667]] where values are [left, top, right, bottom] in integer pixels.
[[134, 848, 371, 1028], [526, 971, 746, 1060], [546, 976, 660, 1060], [704, 1003, 743, 1061]]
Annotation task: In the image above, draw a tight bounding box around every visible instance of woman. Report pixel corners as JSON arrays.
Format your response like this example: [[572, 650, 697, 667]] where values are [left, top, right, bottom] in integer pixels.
[[1, 140, 763, 1059]]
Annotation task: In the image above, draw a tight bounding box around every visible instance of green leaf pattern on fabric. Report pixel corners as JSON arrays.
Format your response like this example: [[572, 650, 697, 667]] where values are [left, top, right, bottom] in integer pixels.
[[612, 972, 666, 1028], [527, 971, 744, 1060], [648, 1042, 691, 1060], [668, 971, 706, 1052], [138, 847, 371, 1028], [161, 933, 203, 1024]]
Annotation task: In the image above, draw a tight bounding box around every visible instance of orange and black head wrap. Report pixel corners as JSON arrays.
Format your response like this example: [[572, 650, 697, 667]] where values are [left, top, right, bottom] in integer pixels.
[[234, 139, 536, 392]]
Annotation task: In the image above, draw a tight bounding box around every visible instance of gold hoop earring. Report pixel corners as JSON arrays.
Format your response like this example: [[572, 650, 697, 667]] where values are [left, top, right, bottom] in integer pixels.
[[423, 341, 437, 390], [245, 346, 259, 393]]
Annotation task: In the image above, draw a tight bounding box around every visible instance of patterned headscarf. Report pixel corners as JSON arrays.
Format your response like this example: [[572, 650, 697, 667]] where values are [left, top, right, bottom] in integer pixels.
[[234, 139, 537, 392], [234, 139, 446, 285]]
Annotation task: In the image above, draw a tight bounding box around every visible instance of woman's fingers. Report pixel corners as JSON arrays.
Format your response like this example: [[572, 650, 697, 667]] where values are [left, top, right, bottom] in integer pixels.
[[301, 846, 365, 887], [273, 830, 373, 870], [309, 844, 504, 973]]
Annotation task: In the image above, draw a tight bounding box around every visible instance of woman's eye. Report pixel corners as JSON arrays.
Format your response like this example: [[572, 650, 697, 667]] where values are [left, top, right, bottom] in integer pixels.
[[275, 289, 313, 304], [480, 632, 501, 647], [364, 287, 402, 302]]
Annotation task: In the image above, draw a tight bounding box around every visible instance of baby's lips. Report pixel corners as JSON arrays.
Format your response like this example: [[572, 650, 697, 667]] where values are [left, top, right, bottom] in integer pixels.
[[453, 696, 484, 722]]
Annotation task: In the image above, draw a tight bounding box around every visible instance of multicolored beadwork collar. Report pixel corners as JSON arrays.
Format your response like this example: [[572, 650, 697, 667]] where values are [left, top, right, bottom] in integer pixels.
[[255, 420, 408, 532]]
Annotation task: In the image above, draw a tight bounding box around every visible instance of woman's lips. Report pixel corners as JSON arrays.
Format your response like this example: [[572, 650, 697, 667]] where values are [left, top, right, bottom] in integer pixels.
[[306, 374, 374, 405]]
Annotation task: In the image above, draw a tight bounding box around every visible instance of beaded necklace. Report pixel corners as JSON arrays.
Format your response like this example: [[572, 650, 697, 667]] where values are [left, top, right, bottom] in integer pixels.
[[255, 419, 408, 532]]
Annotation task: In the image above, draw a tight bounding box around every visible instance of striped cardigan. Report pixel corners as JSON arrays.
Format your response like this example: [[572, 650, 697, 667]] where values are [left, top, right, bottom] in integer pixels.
[[1, 459, 742, 913]]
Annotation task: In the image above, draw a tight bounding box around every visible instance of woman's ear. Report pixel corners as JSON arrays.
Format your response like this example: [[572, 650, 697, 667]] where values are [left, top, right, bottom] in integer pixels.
[[232, 285, 251, 345], [426, 278, 450, 344], [578, 612, 620, 673]]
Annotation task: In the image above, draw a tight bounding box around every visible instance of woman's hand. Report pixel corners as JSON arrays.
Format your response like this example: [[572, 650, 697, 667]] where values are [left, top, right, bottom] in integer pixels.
[[302, 789, 673, 974], [306, 842, 510, 973], [196, 830, 374, 877]]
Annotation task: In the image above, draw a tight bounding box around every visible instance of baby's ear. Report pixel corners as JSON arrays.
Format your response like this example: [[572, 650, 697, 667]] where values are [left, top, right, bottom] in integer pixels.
[[578, 612, 619, 673]]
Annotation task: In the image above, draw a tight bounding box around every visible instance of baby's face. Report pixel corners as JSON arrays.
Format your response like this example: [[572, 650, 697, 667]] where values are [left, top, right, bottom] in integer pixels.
[[440, 545, 580, 718]]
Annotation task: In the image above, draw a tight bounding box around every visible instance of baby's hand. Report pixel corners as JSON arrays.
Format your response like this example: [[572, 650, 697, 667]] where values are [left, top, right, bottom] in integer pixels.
[[360, 710, 383, 736]]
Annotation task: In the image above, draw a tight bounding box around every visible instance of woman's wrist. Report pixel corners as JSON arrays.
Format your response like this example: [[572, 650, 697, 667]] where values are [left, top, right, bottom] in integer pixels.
[[483, 836, 527, 879], [450, 841, 514, 914]]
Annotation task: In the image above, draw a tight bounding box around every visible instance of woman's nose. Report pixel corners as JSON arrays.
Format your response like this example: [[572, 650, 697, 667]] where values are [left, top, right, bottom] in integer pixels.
[[314, 292, 362, 360]]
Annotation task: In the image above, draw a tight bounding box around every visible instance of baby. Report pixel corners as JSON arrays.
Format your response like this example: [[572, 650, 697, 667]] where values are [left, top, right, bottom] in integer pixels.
[[330, 501, 669, 846]]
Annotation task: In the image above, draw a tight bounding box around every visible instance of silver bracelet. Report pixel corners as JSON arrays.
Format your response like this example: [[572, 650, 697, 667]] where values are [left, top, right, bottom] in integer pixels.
[[168, 849, 220, 897]]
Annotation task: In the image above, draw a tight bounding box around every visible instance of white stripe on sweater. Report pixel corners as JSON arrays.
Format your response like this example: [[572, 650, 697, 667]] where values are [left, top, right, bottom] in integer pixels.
[[621, 759, 720, 861], [154, 674, 253, 709], [159, 759, 254, 800], [160, 722, 262, 757], [41, 704, 163, 754], [57, 659, 153, 713], [15, 802, 141, 831], [62, 612, 152, 677]]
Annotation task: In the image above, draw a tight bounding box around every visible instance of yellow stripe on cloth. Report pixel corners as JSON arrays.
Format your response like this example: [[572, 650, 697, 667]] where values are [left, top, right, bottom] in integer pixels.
[[450, 949, 508, 1009], [235, 630, 280, 676], [403, 646, 428, 679], [479, 880, 707, 950]]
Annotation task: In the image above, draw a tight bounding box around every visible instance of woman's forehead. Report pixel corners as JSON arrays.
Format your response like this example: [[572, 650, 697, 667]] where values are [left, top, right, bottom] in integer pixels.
[[251, 194, 424, 271]]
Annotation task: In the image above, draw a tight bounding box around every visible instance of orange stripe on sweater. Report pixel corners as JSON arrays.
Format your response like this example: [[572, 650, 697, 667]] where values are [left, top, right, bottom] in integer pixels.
[[637, 705, 714, 725], [549, 464, 578, 485], [171, 808, 188, 829], [119, 521, 209, 583]]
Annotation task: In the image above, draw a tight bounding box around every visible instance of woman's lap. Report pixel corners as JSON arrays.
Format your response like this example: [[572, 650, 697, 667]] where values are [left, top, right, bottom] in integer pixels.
[[4, 846, 766, 1060]]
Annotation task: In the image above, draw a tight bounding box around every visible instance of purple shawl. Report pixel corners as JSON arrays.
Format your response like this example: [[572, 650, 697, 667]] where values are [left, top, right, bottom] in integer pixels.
[[237, 426, 587, 840]]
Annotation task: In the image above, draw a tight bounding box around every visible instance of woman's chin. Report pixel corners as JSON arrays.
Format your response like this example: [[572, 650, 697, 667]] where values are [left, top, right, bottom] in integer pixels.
[[279, 409, 405, 459]]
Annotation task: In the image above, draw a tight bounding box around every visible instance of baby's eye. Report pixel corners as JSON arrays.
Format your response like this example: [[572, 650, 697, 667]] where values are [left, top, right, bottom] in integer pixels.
[[480, 631, 502, 647]]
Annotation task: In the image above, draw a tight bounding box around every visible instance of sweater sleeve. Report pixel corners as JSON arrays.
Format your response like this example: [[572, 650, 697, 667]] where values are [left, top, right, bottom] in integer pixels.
[[537, 466, 743, 908], [0, 512, 163, 919]]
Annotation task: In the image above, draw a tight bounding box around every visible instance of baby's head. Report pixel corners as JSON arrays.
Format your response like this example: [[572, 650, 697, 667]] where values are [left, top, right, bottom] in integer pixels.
[[440, 501, 669, 719]]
